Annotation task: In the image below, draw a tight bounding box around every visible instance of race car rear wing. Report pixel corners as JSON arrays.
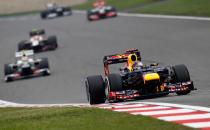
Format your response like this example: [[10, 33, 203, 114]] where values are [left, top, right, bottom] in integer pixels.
[[103, 49, 141, 76], [15, 50, 34, 58]]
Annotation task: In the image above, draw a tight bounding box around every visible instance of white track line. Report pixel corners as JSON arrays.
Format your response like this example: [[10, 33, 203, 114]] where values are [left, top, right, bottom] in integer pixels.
[[0, 11, 209, 22], [73, 10, 210, 21], [118, 13, 210, 21], [0, 100, 89, 107]]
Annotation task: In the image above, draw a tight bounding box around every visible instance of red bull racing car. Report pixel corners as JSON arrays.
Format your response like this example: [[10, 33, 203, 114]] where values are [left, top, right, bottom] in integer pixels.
[[85, 49, 195, 104], [87, 1, 117, 21], [18, 29, 58, 53], [4, 50, 50, 82]]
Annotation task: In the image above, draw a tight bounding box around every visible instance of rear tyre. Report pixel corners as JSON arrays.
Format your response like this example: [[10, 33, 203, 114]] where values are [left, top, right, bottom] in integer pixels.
[[110, 7, 117, 17], [18, 40, 29, 51], [87, 11, 93, 21], [47, 36, 58, 50], [39, 29, 45, 35], [108, 73, 123, 91], [41, 11, 48, 19], [86, 75, 105, 105], [63, 7, 72, 15], [172, 64, 192, 95]]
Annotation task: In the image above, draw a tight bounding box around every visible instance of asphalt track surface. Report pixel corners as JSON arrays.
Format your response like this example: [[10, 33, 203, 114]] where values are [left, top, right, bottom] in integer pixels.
[[0, 13, 209, 107]]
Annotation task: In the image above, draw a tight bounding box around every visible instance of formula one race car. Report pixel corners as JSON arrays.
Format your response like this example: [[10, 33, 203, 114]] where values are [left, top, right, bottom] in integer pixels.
[[85, 49, 195, 104], [4, 50, 50, 82], [87, 0, 117, 21], [40, 3, 72, 19], [18, 29, 58, 52]]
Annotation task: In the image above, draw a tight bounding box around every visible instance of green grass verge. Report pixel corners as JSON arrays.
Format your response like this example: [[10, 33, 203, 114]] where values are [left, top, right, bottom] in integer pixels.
[[134, 0, 210, 17], [0, 107, 194, 130], [72, 0, 162, 10]]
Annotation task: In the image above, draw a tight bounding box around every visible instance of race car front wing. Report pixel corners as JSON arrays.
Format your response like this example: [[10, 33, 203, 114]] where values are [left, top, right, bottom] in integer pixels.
[[108, 81, 195, 101], [5, 68, 50, 82]]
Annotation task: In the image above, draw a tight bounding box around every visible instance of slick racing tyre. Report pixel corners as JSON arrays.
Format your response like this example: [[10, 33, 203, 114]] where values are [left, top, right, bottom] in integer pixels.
[[39, 58, 50, 69], [87, 11, 93, 21], [37, 29, 45, 35], [63, 7, 72, 15], [48, 36, 58, 50], [39, 58, 50, 75], [40, 11, 48, 19], [18, 40, 29, 51], [108, 73, 123, 91], [109, 7, 117, 17], [172, 64, 192, 95], [86, 75, 105, 105], [4, 64, 14, 82], [4, 64, 14, 75]]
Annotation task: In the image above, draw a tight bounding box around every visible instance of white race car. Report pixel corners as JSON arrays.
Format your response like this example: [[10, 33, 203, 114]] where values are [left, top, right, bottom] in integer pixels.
[[4, 50, 50, 82], [18, 29, 58, 52]]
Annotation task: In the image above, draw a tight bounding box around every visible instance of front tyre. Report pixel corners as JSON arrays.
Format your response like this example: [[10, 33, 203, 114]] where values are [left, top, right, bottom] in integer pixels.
[[4, 64, 14, 82], [39, 58, 50, 76], [18, 40, 29, 51], [87, 11, 93, 21], [40, 11, 48, 19], [172, 64, 192, 95], [86, 75, 105, 105]]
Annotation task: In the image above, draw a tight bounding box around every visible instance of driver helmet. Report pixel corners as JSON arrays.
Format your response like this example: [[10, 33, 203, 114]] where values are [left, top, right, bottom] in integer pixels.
[[32, 29, 38, 33], [132, 61, 144, 70], [22, 54, 28, 61]]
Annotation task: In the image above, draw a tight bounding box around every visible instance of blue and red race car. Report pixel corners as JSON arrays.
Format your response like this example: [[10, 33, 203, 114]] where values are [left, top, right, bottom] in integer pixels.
[[85, 49, 195, 104]]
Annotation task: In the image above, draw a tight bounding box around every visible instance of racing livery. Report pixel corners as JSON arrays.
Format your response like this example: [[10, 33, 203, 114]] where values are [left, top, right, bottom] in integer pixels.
[[4, 50, 50, 82], [41, 3, 72, 19], [85, 49, 195, 104], [18, 29, 58, 52], [87, 0, 117, 21]]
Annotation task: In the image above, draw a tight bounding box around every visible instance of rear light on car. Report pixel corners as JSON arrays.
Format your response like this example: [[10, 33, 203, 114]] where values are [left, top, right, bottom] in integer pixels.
[[14, 73, 20, 77], [107, 12, 115, 17], [34, 70, 41, 74], [90, 15, 99, 19]]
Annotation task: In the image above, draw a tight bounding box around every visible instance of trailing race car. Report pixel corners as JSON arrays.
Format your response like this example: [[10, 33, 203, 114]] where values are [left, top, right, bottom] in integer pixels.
[[87, 0, 117, 21], [85, 49, 195, 104], [18, 29, 58, 52], [40, 3, 72, 19], [4, 50, 50, 82]]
